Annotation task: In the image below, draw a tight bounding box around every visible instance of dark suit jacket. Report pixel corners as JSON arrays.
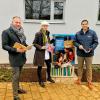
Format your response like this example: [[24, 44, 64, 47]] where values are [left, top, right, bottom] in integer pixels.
[[2, 27, 27, 67]]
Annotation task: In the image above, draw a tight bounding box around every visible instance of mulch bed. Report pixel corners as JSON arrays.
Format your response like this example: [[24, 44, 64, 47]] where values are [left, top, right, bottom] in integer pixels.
[[0, 64, 100, 82], [74, 65, 100, 82]]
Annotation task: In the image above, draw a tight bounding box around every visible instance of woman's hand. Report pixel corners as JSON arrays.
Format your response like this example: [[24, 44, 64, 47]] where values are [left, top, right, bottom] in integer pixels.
[[41, 46, 46, 50], [27, 45, 32, 50]]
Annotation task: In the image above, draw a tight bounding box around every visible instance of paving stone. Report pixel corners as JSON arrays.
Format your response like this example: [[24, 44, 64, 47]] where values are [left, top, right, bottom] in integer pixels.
[[24, 98, 33, 100], [5, 97, 13, 100], [31, 91, 41, 99], [0, 82, 7, 89], [0, 79, 100, 100], [7, 83, 12, 89], [86, 97, 95, 100], [0, 89, 6, 96], [79, 96, 86, 100], [6, 92, 13, 97], [19, 95, 24, 100], [0, 96, 5, 100]]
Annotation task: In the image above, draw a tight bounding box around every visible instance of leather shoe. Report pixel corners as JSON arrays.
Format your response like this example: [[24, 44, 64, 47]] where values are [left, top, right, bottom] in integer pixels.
[[47, 78, 55, 83], [18, 89, 27, 94], [87, 82, 93, 90], [39, 81, 45, 87], [75, 79, 81, 85]]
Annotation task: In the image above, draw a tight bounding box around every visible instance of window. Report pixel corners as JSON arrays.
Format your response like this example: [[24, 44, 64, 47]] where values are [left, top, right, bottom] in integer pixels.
[[98, 0, 100, 21], [25, 0, 65, 23], [54, 2, 64, 20]]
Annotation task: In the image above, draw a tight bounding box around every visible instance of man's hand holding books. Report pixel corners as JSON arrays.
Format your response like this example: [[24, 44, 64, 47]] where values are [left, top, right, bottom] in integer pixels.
[[17, 48, 26, 53], [13, 42, 32, 53]]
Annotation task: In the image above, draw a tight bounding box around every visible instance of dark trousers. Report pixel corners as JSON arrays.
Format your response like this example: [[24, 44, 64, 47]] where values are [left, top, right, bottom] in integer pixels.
[[37, 60, 51, 82], [12, 66, 23, 97]]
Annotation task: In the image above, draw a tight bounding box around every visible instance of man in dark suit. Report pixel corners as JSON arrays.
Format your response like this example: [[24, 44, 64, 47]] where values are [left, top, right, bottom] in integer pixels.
[[2, 16, 31, 100], [33, 21, 55, 88]]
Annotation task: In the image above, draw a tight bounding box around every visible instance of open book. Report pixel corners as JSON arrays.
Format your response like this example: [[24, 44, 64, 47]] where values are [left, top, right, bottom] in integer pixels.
[[13, 42, 27, 50]]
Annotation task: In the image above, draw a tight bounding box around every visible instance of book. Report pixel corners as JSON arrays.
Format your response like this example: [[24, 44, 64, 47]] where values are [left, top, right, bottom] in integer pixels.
[[55, 38, 64, 51], [64, 40, 73, 48], [67, 67, 71, 76], [46, 44, 54, 53], [63, 67, 66, 76], [13, 42, 27, 50]]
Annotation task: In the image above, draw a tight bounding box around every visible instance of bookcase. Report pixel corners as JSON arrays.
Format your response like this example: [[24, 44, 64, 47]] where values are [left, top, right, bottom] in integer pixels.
[[51, 33, 75, 77]]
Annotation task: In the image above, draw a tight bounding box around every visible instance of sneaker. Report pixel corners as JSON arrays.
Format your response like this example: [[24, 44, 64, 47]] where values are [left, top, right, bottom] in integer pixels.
[[18, 89, 27, 94], [39, 81, 45, 88], [47, 78, 55, 83]]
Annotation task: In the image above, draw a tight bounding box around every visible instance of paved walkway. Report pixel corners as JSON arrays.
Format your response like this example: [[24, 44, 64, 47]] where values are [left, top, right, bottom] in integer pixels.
[[0, 78, 100, 100]]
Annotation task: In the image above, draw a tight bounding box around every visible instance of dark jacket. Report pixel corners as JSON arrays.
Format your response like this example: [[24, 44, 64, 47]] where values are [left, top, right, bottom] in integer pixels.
[[74, 29, 98, 57], [33, 30, 52, 66], [2, 27, 27, 67]]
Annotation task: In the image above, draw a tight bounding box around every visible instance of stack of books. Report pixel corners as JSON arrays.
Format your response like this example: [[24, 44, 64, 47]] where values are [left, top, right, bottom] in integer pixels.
[[51, 66, 74, 77]]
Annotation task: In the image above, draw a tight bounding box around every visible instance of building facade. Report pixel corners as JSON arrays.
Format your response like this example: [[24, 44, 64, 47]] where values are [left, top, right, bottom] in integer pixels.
[[0, 0, 100, 64]]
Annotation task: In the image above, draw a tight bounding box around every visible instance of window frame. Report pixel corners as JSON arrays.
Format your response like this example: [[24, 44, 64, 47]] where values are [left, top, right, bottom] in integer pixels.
[[23, 0, 66, 23], [96, 0, 100, 24]]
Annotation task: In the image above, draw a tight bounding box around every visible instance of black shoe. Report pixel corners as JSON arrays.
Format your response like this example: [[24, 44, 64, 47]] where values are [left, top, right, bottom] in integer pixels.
[[39, 81, 45, 87], [47, 78, 55, 83], [18, 89, 27, 94], [14, 96, 20, 100]]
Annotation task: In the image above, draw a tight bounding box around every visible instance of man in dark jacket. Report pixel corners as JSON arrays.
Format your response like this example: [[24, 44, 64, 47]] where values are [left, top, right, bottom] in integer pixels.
[[33, 21, 55, 87], [74, 20, 98, 89], [2, 16, 31, 100]]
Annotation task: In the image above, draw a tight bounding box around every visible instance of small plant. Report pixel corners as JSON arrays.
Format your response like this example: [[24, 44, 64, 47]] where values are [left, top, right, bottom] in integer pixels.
[[93, 65, 100, 72], [0, 68, 12, 82]]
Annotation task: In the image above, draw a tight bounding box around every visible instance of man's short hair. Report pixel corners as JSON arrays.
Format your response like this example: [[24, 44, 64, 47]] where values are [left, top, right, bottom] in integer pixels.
[[81, 19, 88, 24], [12, 16, 21, 20]]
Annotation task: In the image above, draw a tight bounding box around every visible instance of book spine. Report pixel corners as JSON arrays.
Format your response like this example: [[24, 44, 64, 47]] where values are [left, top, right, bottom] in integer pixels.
[[63, 67, 66, 76], [68, 67, 71, 76]]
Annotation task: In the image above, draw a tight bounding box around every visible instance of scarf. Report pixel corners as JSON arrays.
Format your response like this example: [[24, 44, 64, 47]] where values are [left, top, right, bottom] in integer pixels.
[[40, 29, 48, 45], [10, 24, 26, 43]]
